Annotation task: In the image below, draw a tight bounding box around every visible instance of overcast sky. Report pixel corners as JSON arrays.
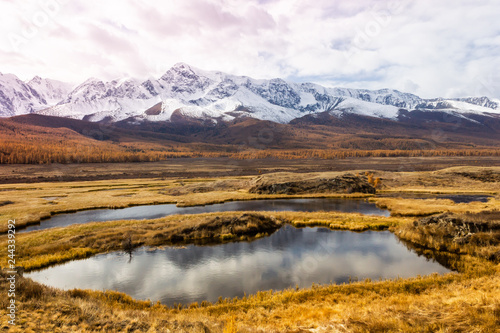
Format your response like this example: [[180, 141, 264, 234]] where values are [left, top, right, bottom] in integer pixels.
[[1, 0, 499, 99]]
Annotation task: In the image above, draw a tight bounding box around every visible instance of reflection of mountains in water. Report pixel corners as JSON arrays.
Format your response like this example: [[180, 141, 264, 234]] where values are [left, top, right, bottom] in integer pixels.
[[141, 227, 398, 269]]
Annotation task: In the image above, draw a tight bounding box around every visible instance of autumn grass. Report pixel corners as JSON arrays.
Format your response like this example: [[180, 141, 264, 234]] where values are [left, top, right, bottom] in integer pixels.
[[1, 209, 498, 332], [395, 211, 500, 263], [371, 196, 500, 216], [2, 166, 499, 232], [279, 211, 404, 231], [253, 166, 500, 194], [1, 167, 500, 331], [0, 211, 407, 271], [1, 219, 500, 332], [0, 177, 373, 233]]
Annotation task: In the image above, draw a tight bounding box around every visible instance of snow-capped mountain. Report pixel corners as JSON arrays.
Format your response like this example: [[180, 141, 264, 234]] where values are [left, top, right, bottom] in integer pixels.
[[26, 76, 73, 105], [0, 73, 47, 117], [1, 63, 499, 124], [0, 73, 72, 117], [39, 77, 163, 122]]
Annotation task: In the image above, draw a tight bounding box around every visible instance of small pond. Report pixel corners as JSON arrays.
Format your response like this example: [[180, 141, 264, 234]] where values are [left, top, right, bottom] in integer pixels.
[[21, 198, 389, 233], [26, 226, 451, 306]]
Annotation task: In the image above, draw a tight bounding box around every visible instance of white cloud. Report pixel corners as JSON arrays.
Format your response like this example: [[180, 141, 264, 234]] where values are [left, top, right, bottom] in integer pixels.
[[0, 0, 499, 99]]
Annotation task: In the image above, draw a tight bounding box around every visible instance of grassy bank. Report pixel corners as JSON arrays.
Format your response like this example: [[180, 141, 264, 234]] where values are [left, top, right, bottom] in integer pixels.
[[0, 210, 424, 332], [1, 167, 500, 332], [1, 209, 498, 332], [371, 197, 500, 216], [396, 211, 500, 263]]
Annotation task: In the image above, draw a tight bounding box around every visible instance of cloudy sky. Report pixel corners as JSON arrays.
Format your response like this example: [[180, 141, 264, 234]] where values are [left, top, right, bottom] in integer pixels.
[[1, 0, 499, 99]]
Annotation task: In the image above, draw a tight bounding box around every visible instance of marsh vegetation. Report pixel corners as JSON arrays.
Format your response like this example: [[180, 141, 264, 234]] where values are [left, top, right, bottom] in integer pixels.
[[0, 165, 499, 332]]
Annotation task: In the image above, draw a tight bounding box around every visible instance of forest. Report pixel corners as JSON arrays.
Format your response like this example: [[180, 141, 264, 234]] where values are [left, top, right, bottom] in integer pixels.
[[1, 115, 499, 164]]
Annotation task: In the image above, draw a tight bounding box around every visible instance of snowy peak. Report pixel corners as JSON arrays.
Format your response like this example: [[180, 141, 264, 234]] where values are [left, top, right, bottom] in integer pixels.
[[39, 75, 163, 122], [244, 78, 301, 109], [27, 76, 73, 105], [0, 73, 47, 116], [28, 76, 43, 84], [454, 97, 498, 110], [160, 63, 219, 100], [0, 63, 499, 124], [414, 97, 499, 114], [0, 73, 74, 117]]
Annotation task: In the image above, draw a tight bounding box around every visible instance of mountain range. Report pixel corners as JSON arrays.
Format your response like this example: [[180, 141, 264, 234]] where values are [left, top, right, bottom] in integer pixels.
[[1, 63, 499, 126]]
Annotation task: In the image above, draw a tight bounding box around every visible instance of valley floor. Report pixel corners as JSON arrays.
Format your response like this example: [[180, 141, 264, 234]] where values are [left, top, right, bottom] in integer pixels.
[[1, 156, 500, 184], [0, 160, 499, 332]]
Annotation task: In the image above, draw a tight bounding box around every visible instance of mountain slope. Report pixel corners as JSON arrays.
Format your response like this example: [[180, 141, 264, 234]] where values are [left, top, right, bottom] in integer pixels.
[[13, 109, 500, 151]]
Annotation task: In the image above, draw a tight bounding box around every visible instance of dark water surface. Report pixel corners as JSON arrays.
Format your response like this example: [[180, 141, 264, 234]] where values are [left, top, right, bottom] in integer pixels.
[[21, 198, 389, 232], [378, 193, 492, 203], [437, 194, 492, 203], [26, 226, 451, 306]]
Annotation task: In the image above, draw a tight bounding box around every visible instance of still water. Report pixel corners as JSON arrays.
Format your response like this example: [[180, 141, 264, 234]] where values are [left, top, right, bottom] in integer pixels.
[[378, 193, 492, 203], [21, 198, 389, 232], [26, 226, 450, 306]]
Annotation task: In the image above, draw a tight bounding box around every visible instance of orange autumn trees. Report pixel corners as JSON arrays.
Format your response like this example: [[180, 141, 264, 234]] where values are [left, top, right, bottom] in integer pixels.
[[2, 139, 499, 165], [1, 117, 499, 164]]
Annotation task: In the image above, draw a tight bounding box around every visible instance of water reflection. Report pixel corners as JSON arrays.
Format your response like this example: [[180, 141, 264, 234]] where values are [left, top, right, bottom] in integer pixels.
[[397, 237, 462, 271], [26, 227, 450, 306], [21, 198, 389, 232], [378, 193, 492, 204]]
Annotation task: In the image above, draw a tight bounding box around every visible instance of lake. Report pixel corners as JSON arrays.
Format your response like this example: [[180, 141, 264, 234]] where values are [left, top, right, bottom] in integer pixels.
[[26, 226, 451, 306]]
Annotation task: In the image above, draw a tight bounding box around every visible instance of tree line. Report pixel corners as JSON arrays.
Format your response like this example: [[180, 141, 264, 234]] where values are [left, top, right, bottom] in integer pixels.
[[1, 140, 499, 164]]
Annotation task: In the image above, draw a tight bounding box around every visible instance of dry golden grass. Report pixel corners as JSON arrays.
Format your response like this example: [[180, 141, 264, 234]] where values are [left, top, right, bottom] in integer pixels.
[[371, 197, 500, 216], [2, 156, 499, 185], [396, 211, 500, 263], [1, 210, 498, 332], [2, 166, 498, 232], [1, 166, 499, 332], [278, 211, 406, 231], [0, 177, 373, 233], [251, 166, 500, 194], [375, 166, 500, 194]]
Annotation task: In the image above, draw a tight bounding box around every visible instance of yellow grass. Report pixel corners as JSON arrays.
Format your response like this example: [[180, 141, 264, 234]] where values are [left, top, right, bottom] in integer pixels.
[[2, 167, 499, 232], [0, 177, 372, 232], [375, 166, 500, 193], [0, 166, 499, 332], [371, 197, 500, 216]]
